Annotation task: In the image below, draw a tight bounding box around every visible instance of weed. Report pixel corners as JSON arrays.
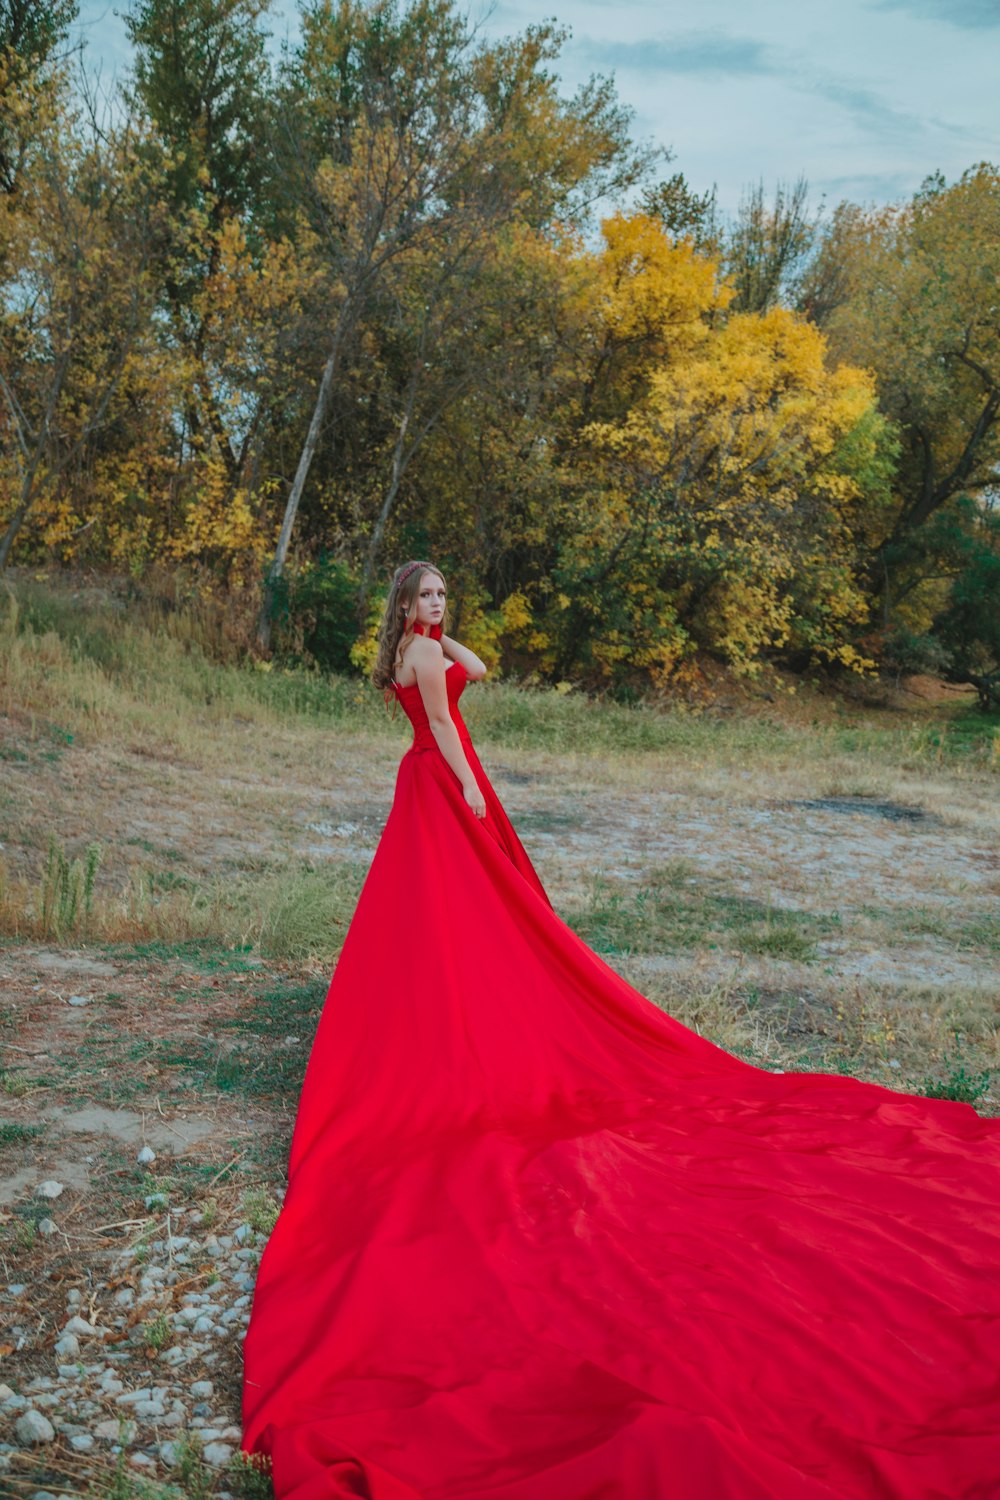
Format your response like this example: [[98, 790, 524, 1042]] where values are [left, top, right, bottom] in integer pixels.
[[39, 833, 102, 937], [918, 1054, 993, 1105], [227, 1446, 275, 1498], [241, 1186, 281, 1236], [0, 1070, 35, 1097], [0, 1120, 44, 1144], [142, 1311, 171, 1350]]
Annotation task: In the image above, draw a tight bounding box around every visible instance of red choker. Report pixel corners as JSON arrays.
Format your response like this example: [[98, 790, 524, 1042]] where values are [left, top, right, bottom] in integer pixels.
[[411, 621, 443, 639]]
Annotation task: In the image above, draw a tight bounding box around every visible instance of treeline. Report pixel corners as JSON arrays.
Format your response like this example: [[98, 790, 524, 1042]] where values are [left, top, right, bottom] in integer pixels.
[[1, 0, 998, 704]]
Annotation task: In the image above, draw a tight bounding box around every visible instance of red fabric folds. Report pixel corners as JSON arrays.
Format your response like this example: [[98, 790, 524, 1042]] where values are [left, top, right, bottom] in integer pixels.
[[242, 660, 1000, 1499]]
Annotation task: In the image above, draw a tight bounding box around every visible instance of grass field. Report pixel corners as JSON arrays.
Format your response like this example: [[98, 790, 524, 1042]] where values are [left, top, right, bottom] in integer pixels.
[[0, 571, 997, 1497]]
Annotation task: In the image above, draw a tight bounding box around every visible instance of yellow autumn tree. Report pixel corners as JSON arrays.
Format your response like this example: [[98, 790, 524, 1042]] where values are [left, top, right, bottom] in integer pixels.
[[536, 213, 895, 685], [0, 82, 170, 571]]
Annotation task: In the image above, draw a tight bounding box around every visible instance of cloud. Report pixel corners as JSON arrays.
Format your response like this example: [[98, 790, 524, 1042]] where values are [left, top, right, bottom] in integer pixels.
[[868, 0, 1000, 28], [817, 168, 929, 202], [804, 78, 947, 141], [572, 26, 980, 150], [573, 30, 779, 78]]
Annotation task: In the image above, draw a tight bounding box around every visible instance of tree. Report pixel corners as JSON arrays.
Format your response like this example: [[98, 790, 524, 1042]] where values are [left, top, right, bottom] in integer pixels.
[[808, 163, 1000, 670], [0, 90, 165, 569], [532, 214, 893, 686], [932, 504, 1000, 710], [640, 170, 722, 256], [0, 0, 77, 196], [124, 0, 275, 489], [723, 173, 820, 315], [255, 0, 650, 649]]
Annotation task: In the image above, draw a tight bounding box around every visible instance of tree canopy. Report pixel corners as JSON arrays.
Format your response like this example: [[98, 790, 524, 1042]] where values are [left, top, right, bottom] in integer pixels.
[[0, 0, 996, 705]]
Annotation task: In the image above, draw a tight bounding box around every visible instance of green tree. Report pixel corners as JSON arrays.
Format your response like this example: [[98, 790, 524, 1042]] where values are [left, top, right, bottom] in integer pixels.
[[930, 502, 1000, 710], [804, 163, 1000, 699]]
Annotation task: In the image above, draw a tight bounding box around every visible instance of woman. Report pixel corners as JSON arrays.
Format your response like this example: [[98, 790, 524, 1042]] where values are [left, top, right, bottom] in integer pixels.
[[242, 559, 1000, 1500]]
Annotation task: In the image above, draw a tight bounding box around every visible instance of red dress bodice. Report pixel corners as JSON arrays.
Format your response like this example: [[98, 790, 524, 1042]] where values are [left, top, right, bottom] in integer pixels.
[[392, 660, 471, 751]]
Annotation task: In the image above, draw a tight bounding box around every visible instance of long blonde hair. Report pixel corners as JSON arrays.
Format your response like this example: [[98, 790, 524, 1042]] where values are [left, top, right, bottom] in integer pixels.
[[372, 560, 448, 706]]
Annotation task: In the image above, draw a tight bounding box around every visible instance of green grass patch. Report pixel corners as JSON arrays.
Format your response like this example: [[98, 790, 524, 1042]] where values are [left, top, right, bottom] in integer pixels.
[[143, 978, 325, 1103], [568, 866, 841, 962], [0, 1120, 46, 1144], [917, 1054, 994, 1105]]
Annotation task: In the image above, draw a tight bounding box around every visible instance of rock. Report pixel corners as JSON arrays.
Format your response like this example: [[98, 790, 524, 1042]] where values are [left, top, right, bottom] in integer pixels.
[[190, 1380, 214, 1399], [69, 1434, 95, 1452], [233, 1224, 253, 1244], [158, 1439, 180, 1466], [34, 1181, 64, 1199], [15, 1410, 56, 1445], [160, 1346, 187, 1367], [5, 1284, 26, 1296], [67, 1290, 82, 1306], [145, 1192, 168, 1208], [129, 1452, 155, 1469], [114, 1288, 135, 1307], [192, 1315, 214, 1335], [0, 1384, 14, 1401], [203, 1442, 234, 1466], [62, 1315, 99, 1339], [94, 1417, 137, 1443], [136, 1145, 156, 1165], [67, 994, 92, 1006], [37, 1219, 56, 1236], [54, 1334, 80, 1358], [132, 1399, 166, 1419]]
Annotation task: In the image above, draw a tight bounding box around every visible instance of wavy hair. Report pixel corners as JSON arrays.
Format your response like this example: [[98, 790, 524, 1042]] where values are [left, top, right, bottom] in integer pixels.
[[372, 560, 448, 708]]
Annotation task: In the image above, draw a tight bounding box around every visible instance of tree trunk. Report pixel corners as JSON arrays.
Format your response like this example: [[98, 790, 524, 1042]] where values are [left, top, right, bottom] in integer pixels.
[[0, 473, 37, 571], [256, 339, 342, 652]]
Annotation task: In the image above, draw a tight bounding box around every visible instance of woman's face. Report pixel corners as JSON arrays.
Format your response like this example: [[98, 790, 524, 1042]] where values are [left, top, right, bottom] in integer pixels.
[[411, 571, 446, 629]]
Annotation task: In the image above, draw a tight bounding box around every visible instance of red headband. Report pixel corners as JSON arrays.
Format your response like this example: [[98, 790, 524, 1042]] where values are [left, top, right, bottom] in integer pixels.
[[397, 561, 426, 588]]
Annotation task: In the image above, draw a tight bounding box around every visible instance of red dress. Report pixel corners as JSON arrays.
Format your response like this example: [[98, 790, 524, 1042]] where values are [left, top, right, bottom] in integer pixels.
[[241, 659, 1000, 1499]]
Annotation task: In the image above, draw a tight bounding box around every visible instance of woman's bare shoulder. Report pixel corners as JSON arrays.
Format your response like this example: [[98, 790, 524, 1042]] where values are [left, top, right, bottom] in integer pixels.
[[401, 636, 445, 674], [407, 635, 444, 660]]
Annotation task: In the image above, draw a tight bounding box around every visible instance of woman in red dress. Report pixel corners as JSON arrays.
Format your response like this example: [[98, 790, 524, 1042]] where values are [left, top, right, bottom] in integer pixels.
[[241, 559, 1000, 1500]]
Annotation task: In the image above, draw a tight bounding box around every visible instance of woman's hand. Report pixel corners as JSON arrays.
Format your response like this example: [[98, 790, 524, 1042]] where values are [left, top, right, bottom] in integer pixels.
[[463, 781, 487, 819]]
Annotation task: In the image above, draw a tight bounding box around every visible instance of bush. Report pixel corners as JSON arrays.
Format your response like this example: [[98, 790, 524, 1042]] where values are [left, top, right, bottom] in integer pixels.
[[880, 627, 952, 682], [270, 555, 362, 675]]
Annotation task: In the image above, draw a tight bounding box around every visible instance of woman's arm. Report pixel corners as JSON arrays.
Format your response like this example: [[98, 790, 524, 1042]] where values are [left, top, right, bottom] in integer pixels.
[[411, 640, 486, 817], [438, 632, 487, 681]]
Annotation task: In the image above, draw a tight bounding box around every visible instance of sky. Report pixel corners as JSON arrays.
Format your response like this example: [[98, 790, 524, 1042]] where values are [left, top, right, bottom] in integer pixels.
[[75, 0, 999, 219]]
